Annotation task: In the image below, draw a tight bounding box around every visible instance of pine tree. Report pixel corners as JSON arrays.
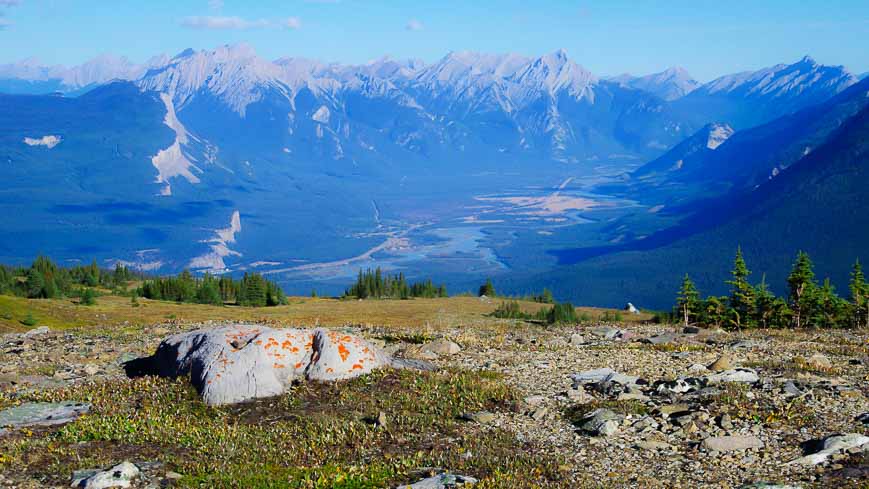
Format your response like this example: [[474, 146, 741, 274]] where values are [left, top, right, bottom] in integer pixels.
[[726, 247, 756, 329], [754, 275, 777, 328], [675, 274, 700, 327], [79, 287, 96, 306], [849, 260, 868, 328], [787, 251, 817, 328], [479, 278, 496, 297], [25, 268, 45, 298]]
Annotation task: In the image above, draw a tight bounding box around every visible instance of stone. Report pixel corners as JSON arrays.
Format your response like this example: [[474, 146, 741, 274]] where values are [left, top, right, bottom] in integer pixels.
[[718, 413, 733, 430], [164, 471, 183, 480], [641, 332, 681, 345], [578, 408, 623, 437], [625, 303, 640, 314], [461, 411, 495, 424], [83, 364, 100, 376], [420, 339, 461, 356], [569, 333, 585, 346], [71, 461, 140, 489], [702, 435, 763, 452], [571, 368, 639, 387], [806, 353, 832, 369], [708, 354, 733, 372], [857, 412, 869, 425], [658, 404, 691, 417], [566, 386, 590, 403], [788, 433, 869, 465], [683, 326, 701, 334], [738, 484, 800, 489], [524, 395, 545, 406], [635, 440, 672, 451], [23, 326, 49, 337], [705, 368, 759, 384], [782, 381, 803, 397], [0, 401, 90, 430], [591, 327, 623, 340], [396, 473, 478, 488], [688, 363, 708, 373], [529, 406, 548, 421], [151, 325, 391, 405]]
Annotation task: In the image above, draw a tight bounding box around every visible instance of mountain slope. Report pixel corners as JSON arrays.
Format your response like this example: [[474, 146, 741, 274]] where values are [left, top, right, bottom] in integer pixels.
[[541, 102, 869, 309], [672, 56, 857, 129], [610, 67, 699, 101]]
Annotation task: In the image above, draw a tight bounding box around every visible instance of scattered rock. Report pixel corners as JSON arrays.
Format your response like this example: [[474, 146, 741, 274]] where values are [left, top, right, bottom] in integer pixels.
[[738, 484, 801, 489], [789, 433, 869, 465], [717, 413, 734, 430], [635, 440, 672, 451], [683, 326, 701, 334], [590, 327, 623, 340], [0, 401, 90, 431], [806, 353, 832, 369], [71, 461, 140, 489], [164, 471, 183, 481], [571, 368, 640, 388], [578, 408, 622, 437], [705, 368, 759, 384], [461, 411, 495, 424], [420, 339, 461, 356], [396, 473, 478, 488], [702, 435, 764, 453], [23, 326, 50, 338], [688, 363, 708, 373], [641, 332, 681, 345], [708, 354, 733, 372], [151, 325, 391, 405], [568, 333, 585, 346]]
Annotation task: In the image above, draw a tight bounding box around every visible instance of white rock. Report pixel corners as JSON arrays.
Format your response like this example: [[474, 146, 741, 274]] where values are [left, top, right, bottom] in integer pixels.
[[788, 433, 869, 465], [153, 325, 390, 405], [71, 462, 139, 489], [420, 339, 461, 356], [705, 368, 759, 384], [396, 473, 478, 488]]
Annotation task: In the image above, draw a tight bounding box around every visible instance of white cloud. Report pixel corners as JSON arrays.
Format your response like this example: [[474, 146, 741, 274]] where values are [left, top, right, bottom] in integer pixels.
[[283, 16, 301, 29], [181, 16, 271, 30], [0, 18, 10, 29], [0, 0, 21, 6], [208, 0, 223, 11], [405, 19, 424, 31]]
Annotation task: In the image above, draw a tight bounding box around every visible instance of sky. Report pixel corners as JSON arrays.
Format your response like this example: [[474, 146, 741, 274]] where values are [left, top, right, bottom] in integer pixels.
[[0, 0, 867, 81]]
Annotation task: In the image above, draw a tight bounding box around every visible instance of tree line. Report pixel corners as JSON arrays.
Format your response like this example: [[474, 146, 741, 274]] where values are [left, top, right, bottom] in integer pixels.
[[0, 256, 141, 301], [344, 268, 447, 299], [491, 299, 579, 324], [137, 271, 286, 307], [675, 248, 868, 329]]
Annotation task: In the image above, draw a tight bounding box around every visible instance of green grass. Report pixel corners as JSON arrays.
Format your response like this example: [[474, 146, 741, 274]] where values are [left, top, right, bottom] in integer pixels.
[[0, 369, 564, 488]]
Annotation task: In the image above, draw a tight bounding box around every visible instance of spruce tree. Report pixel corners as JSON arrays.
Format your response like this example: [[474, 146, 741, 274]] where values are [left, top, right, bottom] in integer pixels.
[[787, 251, 817, 328], [849, 260, 868, 328], [726, 247, 756, 329], [676, 274, 700, 327]]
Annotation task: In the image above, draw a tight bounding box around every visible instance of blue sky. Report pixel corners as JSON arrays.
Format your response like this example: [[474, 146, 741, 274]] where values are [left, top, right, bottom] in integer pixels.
[[0, 0, 867, 81]]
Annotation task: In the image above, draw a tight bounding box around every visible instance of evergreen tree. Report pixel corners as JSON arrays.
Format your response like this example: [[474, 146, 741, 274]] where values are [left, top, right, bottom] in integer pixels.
[[754, 275, 777, 328], [787, 251, 817, 328], [675, 274, 700, 327], [479, 278, 496, 297], [25, 268, 45, 298], [849, 260, 869, 328], [726, 247, 756, 329], [79, 287, 96, 306]]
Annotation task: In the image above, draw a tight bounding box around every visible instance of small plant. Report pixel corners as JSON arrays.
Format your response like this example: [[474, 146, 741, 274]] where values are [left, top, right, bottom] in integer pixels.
[[601, 310, 623, 322], [491, 300, 525, 319], [130, 292, 140, 308], [20, 312, 37, 327]]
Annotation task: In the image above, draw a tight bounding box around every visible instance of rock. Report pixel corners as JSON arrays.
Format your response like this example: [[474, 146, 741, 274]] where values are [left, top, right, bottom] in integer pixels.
[[641, 332, 681, 345], [702, 435, 763, 452], [708, 354, 733, 372], [788, 433, 869, 465], [82, 364, 100, 376], [23, 326, 49, 337], [71, 461, 140, 489], [705, 368, 759, 384], [571, 368, 640, 387], [461, 411, 495, 424], [635, 440, 672, 451], [152, 325, 391, 405], [856, 412, 869, 425], [376, 411, 388, 429], [578, 408, 623, 437], [782, 380, 804, 397], [718, 413, 733, 430], [688, 363, 708, 373], [657, 404, 691, 417], [683, 326, 701, 334], [625, 303, 640, 314], [655, 377, 703, 394], [806, 353, 832, 369], [0, 401, 90, 430], [529, 406, 548, 421], [396, 473, 478, 488], [566, 386, 590, 403], [164, 471, 183, 480], [569, 333, 585, 346], [420, 339, 461, 356], [738, 484, 801, 489], [591, 327, 623, 340], [524, 395, 545, 406]]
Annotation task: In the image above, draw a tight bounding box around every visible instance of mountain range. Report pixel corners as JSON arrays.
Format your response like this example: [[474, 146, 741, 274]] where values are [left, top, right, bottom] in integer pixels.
[[1, 44, 866, 306]]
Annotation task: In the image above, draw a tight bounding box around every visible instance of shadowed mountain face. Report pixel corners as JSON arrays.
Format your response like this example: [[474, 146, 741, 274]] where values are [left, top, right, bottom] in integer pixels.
[[0, 46, 864, 304]]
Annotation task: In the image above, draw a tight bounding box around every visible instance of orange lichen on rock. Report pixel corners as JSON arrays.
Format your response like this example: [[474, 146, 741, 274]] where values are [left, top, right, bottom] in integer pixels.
[[338, 343, 350, 362]]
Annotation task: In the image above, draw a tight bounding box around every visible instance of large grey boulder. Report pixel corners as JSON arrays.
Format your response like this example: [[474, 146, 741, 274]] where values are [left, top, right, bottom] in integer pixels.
[[152, 325, 391, 405], [788, 433, 869, 465]]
